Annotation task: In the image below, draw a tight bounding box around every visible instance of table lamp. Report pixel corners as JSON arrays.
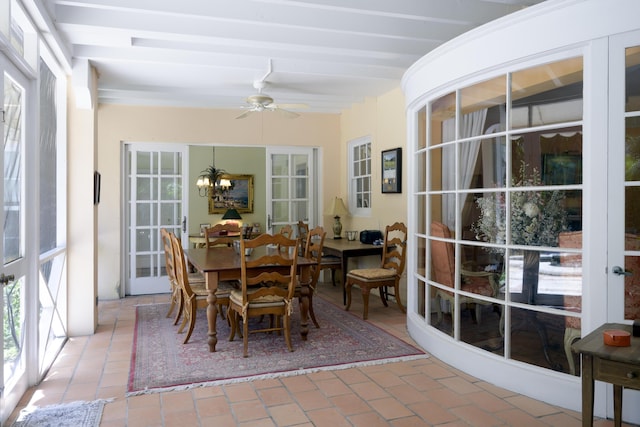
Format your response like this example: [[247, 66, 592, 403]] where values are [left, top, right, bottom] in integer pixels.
[[222, 208, 242, 228], [326, 197, 349, 239]]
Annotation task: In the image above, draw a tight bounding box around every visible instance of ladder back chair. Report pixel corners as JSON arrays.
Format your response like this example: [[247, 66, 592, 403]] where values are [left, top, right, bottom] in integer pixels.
[[345, 222, 408, 320], [170, 232, 234, 344], [228, 233, 299, 357]]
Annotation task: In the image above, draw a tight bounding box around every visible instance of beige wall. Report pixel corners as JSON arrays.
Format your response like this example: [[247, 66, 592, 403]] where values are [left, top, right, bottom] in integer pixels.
[[189, 145, 266, 234], [68, 71, 98, 334], [340, 88, 408, 232], [93, 88, 406, 300], [96, 106, 340, 299], [338, 88, 408, 285]]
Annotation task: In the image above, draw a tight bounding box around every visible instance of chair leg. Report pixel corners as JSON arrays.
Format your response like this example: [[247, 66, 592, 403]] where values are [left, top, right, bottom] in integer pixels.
[[378, 286, 389, 307], [435, 294, 444, 323], [284, 314, 293, 352], [177, 302, 189, 333], [361, 286, 371, 320], [229, 310, 238, 341], [344, 279, 353, 311], [183, 299, 197, 344], [394, 283, 406, 314], [167, 287, 177, 318], [243, 314, 250, 358], [564, 327, 581, 375], [173, 290, 184, 326], [474, 303, 482, 324], [306, 294, 320, 328]]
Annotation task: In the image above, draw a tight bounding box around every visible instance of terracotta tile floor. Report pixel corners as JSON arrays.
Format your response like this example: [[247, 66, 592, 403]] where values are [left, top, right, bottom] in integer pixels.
[[7, 281, 622, 426]]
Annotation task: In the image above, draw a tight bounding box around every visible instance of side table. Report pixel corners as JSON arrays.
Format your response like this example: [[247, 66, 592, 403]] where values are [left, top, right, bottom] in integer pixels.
[[572, 323, 640, 427]]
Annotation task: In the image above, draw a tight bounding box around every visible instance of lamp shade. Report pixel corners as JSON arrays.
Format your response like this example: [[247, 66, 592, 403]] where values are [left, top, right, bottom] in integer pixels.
[[325, 197, 349, 217], [222, 208, 242, 220]]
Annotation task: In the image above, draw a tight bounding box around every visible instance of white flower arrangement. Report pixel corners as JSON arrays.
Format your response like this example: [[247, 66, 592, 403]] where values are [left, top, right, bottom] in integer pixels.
[[472, 162, 568, 251]]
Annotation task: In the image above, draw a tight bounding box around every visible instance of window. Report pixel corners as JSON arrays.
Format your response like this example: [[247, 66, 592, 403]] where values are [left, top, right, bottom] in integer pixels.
[[420, 56, 584, 373], [348, 137, 371, 216]]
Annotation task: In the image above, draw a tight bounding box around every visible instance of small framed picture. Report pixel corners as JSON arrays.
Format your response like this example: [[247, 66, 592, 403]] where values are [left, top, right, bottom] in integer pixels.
[[199, 223, 210, 236], [381, 148, 402, 193]]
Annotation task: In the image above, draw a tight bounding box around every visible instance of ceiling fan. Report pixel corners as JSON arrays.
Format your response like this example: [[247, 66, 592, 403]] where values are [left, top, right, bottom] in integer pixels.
[[235, 61, 308, 119]]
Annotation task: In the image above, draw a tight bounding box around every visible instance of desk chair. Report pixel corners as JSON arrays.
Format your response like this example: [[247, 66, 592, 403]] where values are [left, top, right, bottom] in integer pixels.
[[345, 222, 407, 320]]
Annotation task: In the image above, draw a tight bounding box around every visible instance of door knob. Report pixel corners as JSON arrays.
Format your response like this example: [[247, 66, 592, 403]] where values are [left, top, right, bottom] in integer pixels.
[[0, 273, 15, 286], [612, 266, 633, 276]]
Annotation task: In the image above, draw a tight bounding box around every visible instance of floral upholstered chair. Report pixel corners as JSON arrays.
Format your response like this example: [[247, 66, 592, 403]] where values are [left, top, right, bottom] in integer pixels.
[[560, 231, 640, 375], [430, 222, 498, 329]]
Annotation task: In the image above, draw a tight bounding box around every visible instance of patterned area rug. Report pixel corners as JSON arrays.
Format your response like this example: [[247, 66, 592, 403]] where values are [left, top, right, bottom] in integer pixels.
[[128, 297, 426, 395], [11, 400, 110, 427]]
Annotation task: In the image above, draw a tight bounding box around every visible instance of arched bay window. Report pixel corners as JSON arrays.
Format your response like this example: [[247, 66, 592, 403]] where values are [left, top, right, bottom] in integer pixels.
[[403, 0, 640, 419]]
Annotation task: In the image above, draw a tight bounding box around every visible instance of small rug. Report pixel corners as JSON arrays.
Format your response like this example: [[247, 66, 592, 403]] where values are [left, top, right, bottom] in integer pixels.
[[11, 399, 110, 427], [128, 297, 426, 395]]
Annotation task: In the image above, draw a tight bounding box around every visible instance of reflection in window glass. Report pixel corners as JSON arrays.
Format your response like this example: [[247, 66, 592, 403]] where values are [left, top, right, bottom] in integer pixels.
[[425, 55, 585, 375], [626, 116, 640, 182], [511, 57, 583, 129], [461, 75, 506, 135], [431, 93, 455, 146], [625, 46, 640, 113]]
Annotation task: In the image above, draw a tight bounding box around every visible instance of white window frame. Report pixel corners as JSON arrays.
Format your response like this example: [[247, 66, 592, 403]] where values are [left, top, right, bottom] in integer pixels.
[[347, 136, 372, 217]]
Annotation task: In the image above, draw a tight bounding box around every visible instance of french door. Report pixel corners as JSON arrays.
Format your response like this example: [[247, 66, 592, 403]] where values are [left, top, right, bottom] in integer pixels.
[[266, 147, 316, 236], [125, 144, 187, 295], [0, 57, 29, 421], [606, 30, 640, 424]]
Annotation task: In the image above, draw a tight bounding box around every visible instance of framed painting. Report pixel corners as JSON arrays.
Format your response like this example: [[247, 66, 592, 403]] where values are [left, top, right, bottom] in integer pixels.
[[381, 148, 402, 193], [208, 174, 254, 214], [542, 153, 582, 185]]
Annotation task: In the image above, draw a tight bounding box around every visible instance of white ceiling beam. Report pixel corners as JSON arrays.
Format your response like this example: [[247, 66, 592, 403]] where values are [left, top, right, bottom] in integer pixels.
[[71, 45, 407, 81], [253, 0, 527, 23], [52, 2, 470, 45]]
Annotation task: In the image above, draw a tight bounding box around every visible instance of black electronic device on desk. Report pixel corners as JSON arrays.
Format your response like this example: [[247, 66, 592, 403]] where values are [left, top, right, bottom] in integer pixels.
[[359, 230, 382, 244]]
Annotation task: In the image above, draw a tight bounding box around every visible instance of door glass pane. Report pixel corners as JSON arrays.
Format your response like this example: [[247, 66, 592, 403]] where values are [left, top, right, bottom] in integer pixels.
[[4, 276, 25, 383], [292, 177, 307, 199], [625, 46, 640, 320], [137, 152, 152, 174], [271, 178, 288, 199], [4, 74, 22, 264], [272, 201, 288, 222], [292, 155, 308, 176], [160, 177, 181, 200], [291, 201, 307, 222], [271, 154, 288, 175]]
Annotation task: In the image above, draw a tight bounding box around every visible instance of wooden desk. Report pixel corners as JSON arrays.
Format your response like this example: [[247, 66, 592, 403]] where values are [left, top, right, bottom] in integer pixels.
[[322, 239, 385, 304], [186, 246, 314, 352], [572, 323, 640, 427]]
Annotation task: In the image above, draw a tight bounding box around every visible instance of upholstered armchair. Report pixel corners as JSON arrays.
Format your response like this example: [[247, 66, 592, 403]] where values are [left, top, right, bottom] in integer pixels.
[[560, 231, 640, 375], [430, 222, 498, 328]]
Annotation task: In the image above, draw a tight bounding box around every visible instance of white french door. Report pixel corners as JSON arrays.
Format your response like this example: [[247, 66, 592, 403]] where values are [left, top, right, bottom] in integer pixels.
[[125, 144, 187, 295], [607, 31, 640, 323], [605, 30, 640, 423], [266, 147, 316, 235], [0, 57, 29, 421]]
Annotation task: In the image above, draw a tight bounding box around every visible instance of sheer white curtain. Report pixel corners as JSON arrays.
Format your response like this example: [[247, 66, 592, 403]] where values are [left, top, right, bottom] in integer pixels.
[[442, 109, 488, 229]]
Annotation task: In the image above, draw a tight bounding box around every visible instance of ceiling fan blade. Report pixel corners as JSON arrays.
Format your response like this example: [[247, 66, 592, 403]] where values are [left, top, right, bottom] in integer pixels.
[[275, 108, 300, 119], [274, 103, 308, 110], [235, 110, 254, 119]]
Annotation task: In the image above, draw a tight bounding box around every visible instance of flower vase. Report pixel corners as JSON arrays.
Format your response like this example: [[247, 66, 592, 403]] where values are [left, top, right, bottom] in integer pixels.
[[521, 250, 540, 305]]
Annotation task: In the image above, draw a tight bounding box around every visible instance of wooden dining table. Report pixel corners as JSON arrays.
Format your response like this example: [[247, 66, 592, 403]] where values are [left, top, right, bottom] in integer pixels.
[[186, 246, 315, 352]]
